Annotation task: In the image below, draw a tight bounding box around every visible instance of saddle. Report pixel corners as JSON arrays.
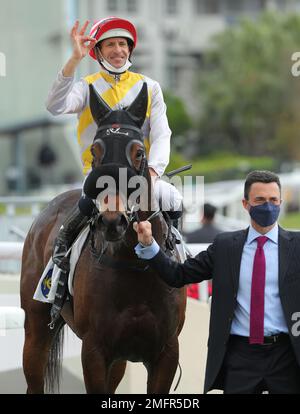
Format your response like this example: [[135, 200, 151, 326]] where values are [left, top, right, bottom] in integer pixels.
[[33, 226, 91, 329]]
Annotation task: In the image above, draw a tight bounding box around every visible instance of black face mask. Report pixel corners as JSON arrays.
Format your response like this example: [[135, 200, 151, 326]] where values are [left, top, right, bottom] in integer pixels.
[[249, 202, 280, 227]]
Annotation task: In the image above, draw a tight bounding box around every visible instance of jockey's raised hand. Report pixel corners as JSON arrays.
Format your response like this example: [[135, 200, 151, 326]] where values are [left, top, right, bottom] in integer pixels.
[[133, 221, 154, 247], [71, 20, 97, 60], [63, 20, 97, 77]]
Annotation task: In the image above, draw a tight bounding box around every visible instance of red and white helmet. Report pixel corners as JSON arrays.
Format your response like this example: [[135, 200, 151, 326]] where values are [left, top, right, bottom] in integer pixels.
[[89, 17, 137, 60]]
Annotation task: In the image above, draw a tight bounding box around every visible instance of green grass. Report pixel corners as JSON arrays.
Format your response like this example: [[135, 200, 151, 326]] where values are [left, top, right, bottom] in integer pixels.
[[279, 212, 300, 230], [0, 205, 32, 216], [168, 151, 276, 182]]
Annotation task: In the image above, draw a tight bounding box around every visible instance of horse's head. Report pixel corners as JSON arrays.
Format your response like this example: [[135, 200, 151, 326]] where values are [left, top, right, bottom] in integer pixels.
[[84, 83, 150, 242]]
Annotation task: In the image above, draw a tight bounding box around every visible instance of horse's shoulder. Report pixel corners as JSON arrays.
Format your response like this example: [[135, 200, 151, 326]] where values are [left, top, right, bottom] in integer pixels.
[[48, 189, 82, 208]]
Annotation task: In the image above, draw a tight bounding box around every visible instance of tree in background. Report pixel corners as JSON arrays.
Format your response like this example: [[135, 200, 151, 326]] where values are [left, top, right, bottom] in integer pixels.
[[196, 12, 300, 163], [164, 91, 193, 153]]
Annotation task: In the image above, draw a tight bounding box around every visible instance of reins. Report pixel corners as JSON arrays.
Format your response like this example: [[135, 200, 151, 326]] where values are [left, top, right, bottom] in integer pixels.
[[90, 206, 162, 272]]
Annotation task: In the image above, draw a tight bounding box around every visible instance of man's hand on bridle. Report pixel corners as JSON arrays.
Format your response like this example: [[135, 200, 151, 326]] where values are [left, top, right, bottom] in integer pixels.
[[133, 221, 154, 247]]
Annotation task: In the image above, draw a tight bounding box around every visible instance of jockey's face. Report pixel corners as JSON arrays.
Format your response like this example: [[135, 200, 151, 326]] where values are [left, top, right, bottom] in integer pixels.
[[96, 37, 130, 69]]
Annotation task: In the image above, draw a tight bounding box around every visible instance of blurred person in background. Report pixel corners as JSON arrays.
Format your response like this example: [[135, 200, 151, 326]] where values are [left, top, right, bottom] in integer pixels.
[[185, 203, 222, 244], [46, 18, 182, 271], [185, 203, 221, 299]]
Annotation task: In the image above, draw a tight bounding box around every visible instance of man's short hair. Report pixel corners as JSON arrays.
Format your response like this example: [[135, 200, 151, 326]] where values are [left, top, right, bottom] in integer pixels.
[[244, 170, 281, 200], [203, 203, 217, 220]]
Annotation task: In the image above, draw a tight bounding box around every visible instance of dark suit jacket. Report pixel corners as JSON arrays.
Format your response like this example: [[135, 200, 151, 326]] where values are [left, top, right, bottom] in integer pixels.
[[149, 226, 300, 393]]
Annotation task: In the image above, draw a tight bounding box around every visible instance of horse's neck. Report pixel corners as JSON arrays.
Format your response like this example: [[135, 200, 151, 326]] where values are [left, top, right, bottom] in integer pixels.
[[108, 239, 134, 258]]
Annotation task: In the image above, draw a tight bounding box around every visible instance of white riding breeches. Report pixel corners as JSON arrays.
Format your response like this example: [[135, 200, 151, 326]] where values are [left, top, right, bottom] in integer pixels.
[[153, 178, 183, 212]]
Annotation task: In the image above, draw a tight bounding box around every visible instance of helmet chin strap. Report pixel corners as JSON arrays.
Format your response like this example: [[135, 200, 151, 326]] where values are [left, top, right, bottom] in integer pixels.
[[99, 57, 132, 74]]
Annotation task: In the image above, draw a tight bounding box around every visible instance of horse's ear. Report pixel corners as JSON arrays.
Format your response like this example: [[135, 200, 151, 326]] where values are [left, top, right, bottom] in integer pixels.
[[127, 82, 148, 128], [89, 84, 111, 126]]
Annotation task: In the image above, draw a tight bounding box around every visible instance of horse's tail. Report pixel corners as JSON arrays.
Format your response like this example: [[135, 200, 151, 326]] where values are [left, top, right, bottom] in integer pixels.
[[45, 319, 65, 394]]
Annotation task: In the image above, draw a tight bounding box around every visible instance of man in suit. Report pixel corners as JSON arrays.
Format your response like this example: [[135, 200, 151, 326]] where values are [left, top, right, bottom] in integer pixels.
[[133, 170, 300, 394], [185, 203, 222, 244]]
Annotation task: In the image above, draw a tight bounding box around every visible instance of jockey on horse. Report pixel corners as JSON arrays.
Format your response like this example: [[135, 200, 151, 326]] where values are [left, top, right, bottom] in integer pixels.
[[46, 17, 183, 272]]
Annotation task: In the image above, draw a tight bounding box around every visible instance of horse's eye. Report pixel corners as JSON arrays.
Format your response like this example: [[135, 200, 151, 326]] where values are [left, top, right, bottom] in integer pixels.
[[91, 140, 105, 163], [136, 149, 144, 159]]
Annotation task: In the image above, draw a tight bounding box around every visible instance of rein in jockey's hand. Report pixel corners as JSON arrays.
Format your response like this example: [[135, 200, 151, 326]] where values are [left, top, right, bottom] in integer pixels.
[[133, 221, 154, 247]]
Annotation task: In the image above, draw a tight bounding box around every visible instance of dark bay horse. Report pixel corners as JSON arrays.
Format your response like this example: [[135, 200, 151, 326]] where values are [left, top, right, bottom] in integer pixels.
[[20, 83, 186, 394]]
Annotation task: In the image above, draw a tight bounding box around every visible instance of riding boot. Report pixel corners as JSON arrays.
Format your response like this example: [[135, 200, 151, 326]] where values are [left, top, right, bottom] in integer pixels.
[[52, 205, 90, 272], [171, 219, 180, 230]]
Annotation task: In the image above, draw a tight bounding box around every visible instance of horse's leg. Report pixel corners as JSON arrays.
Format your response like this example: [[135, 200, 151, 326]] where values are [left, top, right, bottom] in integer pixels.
[[108, 360, 127, 393], [81, 337, 110, 393], [146, 337, 179, 394], [22, 305, 54, 394]]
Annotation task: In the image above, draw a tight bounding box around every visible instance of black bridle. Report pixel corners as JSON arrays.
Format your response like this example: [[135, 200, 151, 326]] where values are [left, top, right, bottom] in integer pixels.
[[90, 123, 160, 226], [92, 124, 146, 173], [87, 122, 162, 268]]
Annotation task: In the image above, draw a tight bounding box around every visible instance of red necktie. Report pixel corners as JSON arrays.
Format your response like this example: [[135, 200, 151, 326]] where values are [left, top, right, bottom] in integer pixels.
[[249, 236, 268, 344]]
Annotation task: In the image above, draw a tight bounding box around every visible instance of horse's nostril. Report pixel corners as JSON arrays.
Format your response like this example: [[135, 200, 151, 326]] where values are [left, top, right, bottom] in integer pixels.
[[98, 212, 128, 242], [114, 215, 122, 226], [97, 215, 104, 227], [100, 215, 109, 227], [100, 213, 122, 227]]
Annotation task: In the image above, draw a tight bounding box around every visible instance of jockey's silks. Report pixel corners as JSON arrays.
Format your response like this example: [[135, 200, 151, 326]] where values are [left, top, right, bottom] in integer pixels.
[[80, 71, 151, 175]]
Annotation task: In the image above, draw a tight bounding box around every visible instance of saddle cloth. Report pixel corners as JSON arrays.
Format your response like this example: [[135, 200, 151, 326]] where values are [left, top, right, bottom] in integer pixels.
[[33, 226, 90, 304], [33, 226, 188, 304]]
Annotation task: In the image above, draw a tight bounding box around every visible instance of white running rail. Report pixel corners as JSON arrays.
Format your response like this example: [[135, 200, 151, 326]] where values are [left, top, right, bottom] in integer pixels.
[[0, 242, 210, 302]]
